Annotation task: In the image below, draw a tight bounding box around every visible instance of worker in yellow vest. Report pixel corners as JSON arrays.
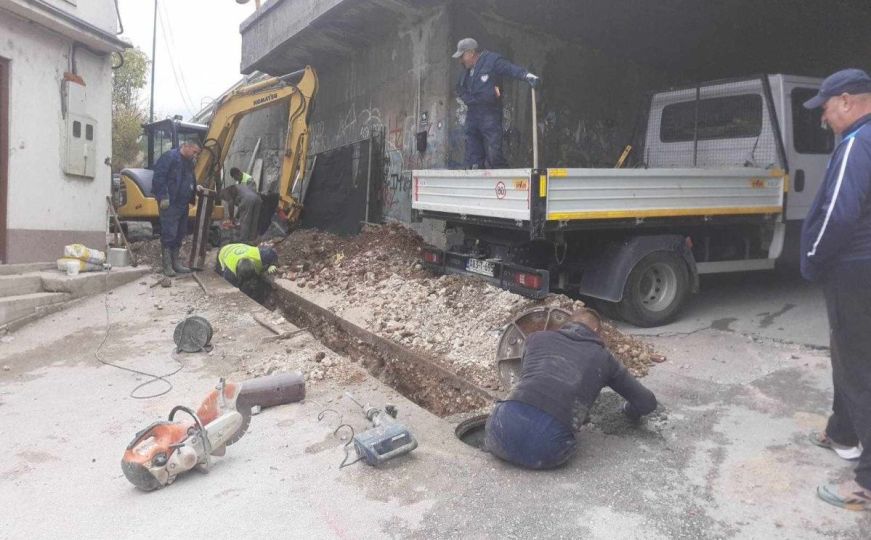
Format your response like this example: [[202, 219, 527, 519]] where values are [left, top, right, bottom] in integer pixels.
[[215, 243, 278, 301]]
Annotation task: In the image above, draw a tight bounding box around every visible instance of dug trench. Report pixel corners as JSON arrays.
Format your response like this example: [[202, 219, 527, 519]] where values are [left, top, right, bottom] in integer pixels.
[[267, 284, 494, 418]]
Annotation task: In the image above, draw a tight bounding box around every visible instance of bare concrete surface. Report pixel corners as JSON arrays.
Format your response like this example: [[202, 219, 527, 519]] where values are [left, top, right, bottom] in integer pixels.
[[0, 270, 867, 539], [622, 271, 828, 348]]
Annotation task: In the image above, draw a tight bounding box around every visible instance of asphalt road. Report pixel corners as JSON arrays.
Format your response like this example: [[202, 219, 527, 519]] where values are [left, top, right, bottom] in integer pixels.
[[622, 269, 828, 349]]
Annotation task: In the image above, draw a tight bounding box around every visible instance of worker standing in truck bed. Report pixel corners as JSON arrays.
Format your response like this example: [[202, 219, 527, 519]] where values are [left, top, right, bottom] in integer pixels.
[[454, 37, 539, 169]]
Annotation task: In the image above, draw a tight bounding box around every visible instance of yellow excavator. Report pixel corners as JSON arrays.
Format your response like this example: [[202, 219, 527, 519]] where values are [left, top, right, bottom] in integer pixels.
[[113, 67, 319, 240]]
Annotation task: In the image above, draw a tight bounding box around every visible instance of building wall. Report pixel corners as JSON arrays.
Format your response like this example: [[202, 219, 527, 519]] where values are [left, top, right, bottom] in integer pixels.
[[1, 11, 114, 262], [46, 0, 119, 34]]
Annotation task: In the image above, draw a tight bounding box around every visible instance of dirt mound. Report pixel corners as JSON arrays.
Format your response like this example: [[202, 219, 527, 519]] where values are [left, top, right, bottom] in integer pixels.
[[274, 224, 661, 390]]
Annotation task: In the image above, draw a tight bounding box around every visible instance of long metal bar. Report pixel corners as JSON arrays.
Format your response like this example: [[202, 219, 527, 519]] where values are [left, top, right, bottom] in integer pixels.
[[531, 87, 539, 169], [149, 0, 157, 122]]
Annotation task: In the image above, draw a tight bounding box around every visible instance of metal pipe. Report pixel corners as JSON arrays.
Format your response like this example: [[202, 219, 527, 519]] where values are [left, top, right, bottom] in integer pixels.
[[531, 87, 539, 169], [149, 0, 157, 122]]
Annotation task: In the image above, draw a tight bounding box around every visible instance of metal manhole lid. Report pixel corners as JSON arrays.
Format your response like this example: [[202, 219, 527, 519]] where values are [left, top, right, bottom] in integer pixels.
[[495, 307, 572, 388], [173, 316, 213, 353], [454, 413, 489, 449]]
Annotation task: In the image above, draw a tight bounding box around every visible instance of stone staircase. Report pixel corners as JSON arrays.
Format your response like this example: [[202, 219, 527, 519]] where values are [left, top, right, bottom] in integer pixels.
[[0, 263, 150, 330]]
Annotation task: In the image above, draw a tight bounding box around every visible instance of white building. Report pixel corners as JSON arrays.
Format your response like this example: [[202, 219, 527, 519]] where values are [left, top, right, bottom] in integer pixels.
[[0, 0, 126, 263]]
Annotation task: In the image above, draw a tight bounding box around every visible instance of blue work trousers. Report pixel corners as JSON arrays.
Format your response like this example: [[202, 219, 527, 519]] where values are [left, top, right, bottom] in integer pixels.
[[159, 204, 189, 250], [465, 106, 508, 169], [484, 400, 577, 469]]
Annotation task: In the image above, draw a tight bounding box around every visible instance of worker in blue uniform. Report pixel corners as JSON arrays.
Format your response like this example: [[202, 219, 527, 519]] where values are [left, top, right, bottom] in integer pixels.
[[152, 142, 201, 277], [801, 68, 871, 512], [453, 37, 540, 169]]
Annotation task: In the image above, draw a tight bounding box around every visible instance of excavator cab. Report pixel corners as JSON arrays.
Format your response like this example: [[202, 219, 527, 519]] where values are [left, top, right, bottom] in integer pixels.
[[114, 118, 223, 229]]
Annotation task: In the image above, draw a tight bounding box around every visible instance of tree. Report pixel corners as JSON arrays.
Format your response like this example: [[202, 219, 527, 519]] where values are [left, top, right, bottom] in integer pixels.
[[111, 48, 149, 171]]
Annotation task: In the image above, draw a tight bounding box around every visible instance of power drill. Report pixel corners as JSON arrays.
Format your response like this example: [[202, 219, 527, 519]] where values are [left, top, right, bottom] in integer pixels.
[[345, 393, 417, 466]]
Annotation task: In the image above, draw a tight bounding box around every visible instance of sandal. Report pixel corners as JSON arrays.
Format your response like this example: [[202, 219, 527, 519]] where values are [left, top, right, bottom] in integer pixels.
[[809, 431, 862, 460], [817, 482, 871, 511]]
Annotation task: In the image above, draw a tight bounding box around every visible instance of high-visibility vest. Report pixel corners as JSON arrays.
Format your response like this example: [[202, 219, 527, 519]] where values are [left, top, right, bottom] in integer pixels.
[[218, 244, 263, 275], [240, 172, 254, 185]]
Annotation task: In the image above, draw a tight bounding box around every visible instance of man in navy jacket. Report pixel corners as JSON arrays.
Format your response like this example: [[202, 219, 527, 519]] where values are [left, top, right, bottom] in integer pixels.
[[484, 309, 657, 469], [453, 38, 539, 169], [152, 142, 200, 277], [802, 68, 871, 511]]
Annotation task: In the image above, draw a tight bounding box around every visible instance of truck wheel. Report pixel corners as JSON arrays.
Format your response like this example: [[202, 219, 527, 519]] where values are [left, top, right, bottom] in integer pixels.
[[617, 251, 689, 327]]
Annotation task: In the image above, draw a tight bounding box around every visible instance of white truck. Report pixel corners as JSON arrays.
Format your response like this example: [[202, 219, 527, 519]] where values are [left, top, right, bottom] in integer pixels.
[[413, 75, 834, 327]]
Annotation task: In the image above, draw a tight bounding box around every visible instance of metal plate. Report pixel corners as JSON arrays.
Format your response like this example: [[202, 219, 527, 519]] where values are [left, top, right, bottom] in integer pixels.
[[495, 306, 572, 388], [173, 316, 213, 353]]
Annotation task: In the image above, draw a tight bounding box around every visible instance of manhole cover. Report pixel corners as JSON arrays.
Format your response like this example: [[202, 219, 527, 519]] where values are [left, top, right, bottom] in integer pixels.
[[173, 316, 213, 352], [455, 413, 489, 449], [495, 306, 571, 388]]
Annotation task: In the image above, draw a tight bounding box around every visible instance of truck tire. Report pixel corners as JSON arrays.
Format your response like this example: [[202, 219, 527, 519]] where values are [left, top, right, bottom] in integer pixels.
[[617, 251, 689, 327]]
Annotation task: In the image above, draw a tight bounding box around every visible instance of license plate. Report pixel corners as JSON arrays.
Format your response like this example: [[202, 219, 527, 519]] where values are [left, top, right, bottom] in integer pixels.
[[466, 258, 495, 277]]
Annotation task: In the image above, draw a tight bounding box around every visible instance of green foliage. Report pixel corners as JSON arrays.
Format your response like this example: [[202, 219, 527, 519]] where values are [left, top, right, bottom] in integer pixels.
[[111, 48, 149, 170]]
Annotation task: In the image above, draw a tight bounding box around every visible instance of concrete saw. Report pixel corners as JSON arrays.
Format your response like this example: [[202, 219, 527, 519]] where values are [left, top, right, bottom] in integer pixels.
[[121, 379, 251, 491]]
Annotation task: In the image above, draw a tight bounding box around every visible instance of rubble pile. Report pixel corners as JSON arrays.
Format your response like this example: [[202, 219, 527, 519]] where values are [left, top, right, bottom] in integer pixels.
[[275, 224, 661, 390]]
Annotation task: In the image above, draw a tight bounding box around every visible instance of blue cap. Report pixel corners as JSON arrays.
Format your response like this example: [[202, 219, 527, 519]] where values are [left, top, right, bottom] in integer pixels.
[[803, 68, 871, 109], [259, 247, 278, 268]]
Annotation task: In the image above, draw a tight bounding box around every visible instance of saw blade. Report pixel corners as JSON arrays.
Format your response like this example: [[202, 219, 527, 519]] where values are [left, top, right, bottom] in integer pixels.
[[225, 405, 251, 446]]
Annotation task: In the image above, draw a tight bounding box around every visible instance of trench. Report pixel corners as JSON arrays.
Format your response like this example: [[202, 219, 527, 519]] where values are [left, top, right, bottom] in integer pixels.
[[266, 283, 496, 419]]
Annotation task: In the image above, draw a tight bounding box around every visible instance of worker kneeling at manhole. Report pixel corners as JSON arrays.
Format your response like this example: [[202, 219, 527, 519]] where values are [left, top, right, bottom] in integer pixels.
[[485, 309, 658, 469], [215, 242, 279, 303]]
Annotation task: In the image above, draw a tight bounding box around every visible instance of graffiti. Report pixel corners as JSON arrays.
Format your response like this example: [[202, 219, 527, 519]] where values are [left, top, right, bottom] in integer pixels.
[[455, 98, 467, 127], [359, 108, 385, 139]]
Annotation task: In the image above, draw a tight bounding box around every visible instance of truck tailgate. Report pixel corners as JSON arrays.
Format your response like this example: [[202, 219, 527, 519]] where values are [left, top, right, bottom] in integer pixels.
[[546, 168, 785, 221], [412, 169, 533, 221]]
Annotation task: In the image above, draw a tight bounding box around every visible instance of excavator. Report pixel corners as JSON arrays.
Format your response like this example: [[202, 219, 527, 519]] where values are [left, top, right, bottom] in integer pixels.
[[113, 67, 319, 251]]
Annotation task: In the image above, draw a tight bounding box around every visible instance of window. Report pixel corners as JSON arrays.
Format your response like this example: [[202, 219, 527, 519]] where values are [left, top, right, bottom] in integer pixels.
[[660, 94, 763, 143], [72, 120, 81, 138], [792, 88, 834, 154], [85, 124, 93, 141]]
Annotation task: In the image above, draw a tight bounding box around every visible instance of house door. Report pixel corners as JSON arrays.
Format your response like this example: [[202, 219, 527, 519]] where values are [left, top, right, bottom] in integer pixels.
[[0, 57, 7, 262]]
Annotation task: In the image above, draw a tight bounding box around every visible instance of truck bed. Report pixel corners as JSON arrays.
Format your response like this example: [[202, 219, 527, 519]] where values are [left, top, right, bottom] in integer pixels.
[[412, 168, 785, 230]]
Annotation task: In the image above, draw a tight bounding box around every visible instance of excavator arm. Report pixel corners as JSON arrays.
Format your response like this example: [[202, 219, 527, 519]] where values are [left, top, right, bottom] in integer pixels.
[[195, 66, 319, 219]]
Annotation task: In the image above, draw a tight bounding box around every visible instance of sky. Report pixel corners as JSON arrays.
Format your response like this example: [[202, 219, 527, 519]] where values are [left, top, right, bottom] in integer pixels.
[[117, 0, 256, 120]]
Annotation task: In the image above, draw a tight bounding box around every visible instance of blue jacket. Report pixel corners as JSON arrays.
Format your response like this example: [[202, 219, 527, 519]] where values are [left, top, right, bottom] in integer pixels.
[[152, 148, 196, 207], [456, 50, 528, 109], [509, 322, 657, 430], [801, 114, 871, 281]]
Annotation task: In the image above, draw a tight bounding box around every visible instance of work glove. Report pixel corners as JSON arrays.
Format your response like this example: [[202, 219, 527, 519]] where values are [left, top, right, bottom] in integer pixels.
[[159, 199, 170, 210], [266, 265, 278, 275], [526, 73, 541, 89]]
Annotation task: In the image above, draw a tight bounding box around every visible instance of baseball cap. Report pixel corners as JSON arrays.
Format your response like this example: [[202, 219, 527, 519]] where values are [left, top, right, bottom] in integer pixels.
[[803, 68, 871, 109], [452, 38, 478, 58]]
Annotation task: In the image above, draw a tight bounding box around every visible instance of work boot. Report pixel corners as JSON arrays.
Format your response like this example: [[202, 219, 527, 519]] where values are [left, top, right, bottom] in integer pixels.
[[171, 249, 192, 274], [161, 248, 176, 278]]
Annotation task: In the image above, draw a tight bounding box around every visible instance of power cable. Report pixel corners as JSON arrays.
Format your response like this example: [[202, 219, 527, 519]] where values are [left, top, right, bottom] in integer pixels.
[[94, 274, 184, 399], [158, 1, 197, 114], [155, 5, 195, 116]]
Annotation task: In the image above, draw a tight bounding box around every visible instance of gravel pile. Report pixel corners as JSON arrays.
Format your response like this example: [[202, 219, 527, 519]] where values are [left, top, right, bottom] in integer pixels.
[[274, 224, 662, 391]]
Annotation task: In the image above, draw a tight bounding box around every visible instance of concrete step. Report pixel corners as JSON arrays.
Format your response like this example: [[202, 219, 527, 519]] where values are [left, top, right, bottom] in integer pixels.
[[39, 267, 150, 299], [0, 292, 72, 326], [0, 274, 43, 298], [0, 262, 54, 276]]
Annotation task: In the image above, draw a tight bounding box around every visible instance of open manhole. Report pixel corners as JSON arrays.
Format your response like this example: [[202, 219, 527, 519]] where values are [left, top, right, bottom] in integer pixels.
[[454, 413, 489, 449]]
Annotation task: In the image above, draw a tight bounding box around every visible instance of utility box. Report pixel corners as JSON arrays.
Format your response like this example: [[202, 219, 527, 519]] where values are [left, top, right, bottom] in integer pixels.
[[63, 78, 97, 178]]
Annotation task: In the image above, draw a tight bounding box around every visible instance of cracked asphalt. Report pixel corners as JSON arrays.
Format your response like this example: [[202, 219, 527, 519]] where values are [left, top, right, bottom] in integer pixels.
[[0, 268, 868, 538]]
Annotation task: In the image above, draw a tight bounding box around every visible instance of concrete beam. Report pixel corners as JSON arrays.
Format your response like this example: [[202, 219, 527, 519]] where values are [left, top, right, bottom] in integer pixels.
[[240, 0, 430, 74]]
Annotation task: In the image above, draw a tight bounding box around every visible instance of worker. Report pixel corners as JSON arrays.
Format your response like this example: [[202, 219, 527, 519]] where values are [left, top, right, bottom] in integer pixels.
[[229, 167, 255, 187], [219, 182, 263, 245], [215, 243, 278, 302], [153, 142, 201, 277], [453, 37, 540, 169], [484, 309, 657, 469], [801, 68, 871, 511]]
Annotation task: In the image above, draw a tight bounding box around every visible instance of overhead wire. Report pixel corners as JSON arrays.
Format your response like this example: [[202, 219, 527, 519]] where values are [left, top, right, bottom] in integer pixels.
[[155, 3, 196, 116], [158, 1, 196, 114]]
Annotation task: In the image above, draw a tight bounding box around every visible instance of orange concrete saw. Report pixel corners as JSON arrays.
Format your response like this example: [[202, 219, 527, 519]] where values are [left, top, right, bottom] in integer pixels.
[[121, 379, 251, 491]]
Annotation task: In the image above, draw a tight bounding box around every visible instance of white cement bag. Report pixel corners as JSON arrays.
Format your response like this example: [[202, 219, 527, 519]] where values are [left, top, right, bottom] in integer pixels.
[[56, 257, 103, 274], [63, 244, 106, 265]]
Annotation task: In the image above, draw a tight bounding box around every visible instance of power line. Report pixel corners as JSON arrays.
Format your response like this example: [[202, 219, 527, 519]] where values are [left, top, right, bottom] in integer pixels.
[[157, 1, 196, 111], [155, 4, 195, 116]]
